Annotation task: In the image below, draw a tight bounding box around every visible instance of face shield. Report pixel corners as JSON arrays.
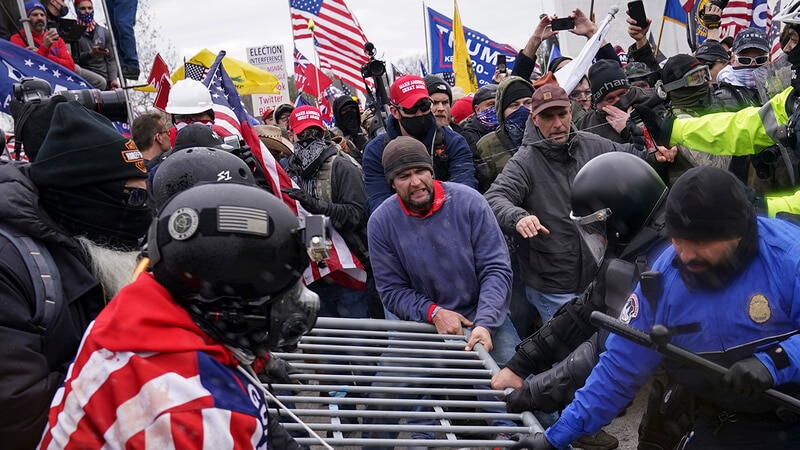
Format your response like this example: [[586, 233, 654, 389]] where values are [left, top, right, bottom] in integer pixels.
[[268, 280, 320, 352], [570, 208, 612, 266]]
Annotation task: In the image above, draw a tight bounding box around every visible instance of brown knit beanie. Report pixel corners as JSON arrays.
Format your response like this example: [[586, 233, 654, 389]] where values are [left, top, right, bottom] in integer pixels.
[[382, 136, 433, 184]]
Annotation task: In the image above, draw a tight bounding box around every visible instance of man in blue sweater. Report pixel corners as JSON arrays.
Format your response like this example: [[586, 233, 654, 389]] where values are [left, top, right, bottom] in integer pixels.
[[365, 136, 517, 446], [362, 75, 477, 215]]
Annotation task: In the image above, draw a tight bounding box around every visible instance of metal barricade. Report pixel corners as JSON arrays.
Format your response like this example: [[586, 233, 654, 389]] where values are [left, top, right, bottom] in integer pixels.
[[271, 317, 542, 448]]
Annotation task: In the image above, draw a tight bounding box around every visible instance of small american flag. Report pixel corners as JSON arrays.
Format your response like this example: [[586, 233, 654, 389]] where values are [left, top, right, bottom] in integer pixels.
[[184, 62, 209, 81]]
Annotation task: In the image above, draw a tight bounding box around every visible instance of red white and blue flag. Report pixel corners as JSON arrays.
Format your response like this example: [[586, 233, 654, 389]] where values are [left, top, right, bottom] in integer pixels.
[[290, 0, 369, 93], [204, 52, 366, 289], [720, 0, 772, 40], [770, 0, 784, 60]]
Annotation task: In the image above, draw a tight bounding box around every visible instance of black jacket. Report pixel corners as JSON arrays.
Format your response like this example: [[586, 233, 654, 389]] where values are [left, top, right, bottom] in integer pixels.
[[459, 115, 493, 191], [0, 161, 104, 449], [485, 123, 647, 293], [285, 142, 370, 269]]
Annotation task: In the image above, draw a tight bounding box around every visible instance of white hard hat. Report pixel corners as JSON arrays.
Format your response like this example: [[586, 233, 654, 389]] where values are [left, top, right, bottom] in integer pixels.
[[165, 79, 214, 115], [774, 0, 800, 24]]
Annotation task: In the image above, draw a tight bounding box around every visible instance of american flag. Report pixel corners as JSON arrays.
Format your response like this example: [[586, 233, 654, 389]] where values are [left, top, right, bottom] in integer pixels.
[[184, 61, 209, 81], [38, 277, 272, 449], [720, 0, 772, 39], [290, 0, 369, 94], [770, 0, 784, 60], [204, 52, 366, 289]]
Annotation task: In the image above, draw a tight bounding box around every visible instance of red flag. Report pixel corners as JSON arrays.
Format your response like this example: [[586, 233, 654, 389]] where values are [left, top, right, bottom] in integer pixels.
[[290, 0, 369, 93], [293, 47, 333, 98], [204, 51, 366, 289], [147, 54, 171, 111]]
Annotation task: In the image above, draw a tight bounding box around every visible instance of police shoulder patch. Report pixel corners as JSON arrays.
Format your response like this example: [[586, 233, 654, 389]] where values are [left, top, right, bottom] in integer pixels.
[[748, 294, 771, 324], [619, 293, 639, 324]]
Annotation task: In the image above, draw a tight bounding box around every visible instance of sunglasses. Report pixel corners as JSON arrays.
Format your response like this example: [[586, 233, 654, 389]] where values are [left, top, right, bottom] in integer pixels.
[[396, 98, 432, 115], [122, 186, 148, 207], [735, 55, 768, 66]]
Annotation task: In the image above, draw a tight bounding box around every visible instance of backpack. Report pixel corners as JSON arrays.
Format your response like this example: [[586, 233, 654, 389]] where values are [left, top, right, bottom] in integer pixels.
[[0, 222, 63, 332], [315, 144, 363, 203]]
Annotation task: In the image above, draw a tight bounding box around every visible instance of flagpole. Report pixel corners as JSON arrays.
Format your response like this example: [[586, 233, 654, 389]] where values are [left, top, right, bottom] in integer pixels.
[[656, 13, 666, 58], [308, 20, 323, 108], [422, 1, 430, 75]]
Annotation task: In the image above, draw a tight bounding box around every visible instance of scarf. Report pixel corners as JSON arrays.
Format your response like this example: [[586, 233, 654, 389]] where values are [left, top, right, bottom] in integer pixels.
[[76, 10, 96, 33], [477, 106, 499, 131], [503, 106, 530, 149]]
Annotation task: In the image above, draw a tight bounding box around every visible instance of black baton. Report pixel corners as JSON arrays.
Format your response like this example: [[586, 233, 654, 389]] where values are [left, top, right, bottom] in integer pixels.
[[590, 310, 800, 414]]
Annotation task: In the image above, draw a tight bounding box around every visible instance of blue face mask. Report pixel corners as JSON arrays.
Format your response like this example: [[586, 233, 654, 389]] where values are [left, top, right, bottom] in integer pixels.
[[476, 106, 498, 131], [503, 106, 530, 148]]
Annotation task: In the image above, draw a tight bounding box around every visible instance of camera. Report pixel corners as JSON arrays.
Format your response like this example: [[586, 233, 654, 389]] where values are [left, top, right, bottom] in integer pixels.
[[360, 42, 391, 138], [12, 77, 128, 123], [304, 214, 332, 266], [48, 18, 86, 43]]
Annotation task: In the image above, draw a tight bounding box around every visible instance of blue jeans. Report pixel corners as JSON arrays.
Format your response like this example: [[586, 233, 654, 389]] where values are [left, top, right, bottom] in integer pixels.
[[524, 286, 577, 324], [106, 0, 139, 69], [310, 276, 372, 319]]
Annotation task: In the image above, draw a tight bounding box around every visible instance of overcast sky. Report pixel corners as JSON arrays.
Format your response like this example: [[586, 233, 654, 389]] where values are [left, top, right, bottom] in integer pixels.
[[148, 0, 560, 71]]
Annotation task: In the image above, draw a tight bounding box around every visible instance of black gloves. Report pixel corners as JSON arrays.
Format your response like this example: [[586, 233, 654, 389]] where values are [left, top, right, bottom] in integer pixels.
[[281, 188, 329, 214], [505, 386, 536, 413], [633, 105, 675, 148], [509, 432, 557, 450], [723, 357, 774, 400]]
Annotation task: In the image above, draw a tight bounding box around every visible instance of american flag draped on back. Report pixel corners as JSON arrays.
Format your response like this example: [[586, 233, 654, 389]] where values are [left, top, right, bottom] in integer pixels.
[[290, 0, 369, 93], [203, 52, 366, 289]]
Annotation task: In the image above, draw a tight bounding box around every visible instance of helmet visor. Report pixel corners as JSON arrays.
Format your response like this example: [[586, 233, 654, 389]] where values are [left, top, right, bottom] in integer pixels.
[[570, 208, 612, 266]]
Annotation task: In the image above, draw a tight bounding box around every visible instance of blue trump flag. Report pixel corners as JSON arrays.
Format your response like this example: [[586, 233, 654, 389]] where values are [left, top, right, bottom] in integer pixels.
[[427, 7, 517, 87], [0, 38, 89, 114]]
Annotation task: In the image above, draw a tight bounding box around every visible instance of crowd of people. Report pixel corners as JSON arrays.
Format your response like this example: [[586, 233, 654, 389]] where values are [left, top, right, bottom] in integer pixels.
[[3, 1, 800, 449], [1, 0, 140, 90]]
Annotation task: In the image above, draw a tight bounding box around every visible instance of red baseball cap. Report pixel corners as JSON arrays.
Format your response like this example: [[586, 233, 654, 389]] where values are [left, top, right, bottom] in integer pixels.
[[390, 75, 430, 109], [262, 107, 275, 121], [288, 106, 325, 134]]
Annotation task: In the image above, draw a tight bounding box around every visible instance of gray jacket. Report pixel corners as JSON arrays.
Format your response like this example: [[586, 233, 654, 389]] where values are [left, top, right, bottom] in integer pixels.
[[485, 119, 648, 293]]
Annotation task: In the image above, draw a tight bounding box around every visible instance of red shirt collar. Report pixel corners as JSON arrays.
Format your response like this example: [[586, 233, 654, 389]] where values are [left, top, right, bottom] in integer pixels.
[[397, 180, 445, 218]]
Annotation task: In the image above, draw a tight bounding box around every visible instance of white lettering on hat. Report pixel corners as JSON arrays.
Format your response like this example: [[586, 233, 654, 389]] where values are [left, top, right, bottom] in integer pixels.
[[400, 79, 427, 93], [122, 150, 144, 162], [296, 110, 321, 121]]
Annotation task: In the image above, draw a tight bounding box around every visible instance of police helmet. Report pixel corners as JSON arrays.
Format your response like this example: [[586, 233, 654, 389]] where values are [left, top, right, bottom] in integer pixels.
[[570, 153, 667, 262], [151, 146, 256, 210]]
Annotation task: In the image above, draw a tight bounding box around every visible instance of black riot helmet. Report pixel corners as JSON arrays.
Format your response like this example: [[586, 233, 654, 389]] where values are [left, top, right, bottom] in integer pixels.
[[149, 182, 318, 354], [150, 146, 257, 211], [570, 153, 667, 264]]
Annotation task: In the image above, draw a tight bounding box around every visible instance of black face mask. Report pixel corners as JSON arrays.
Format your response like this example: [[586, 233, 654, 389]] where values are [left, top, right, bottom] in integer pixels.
[[338, 112, 361, 135], [400, 113, 435, 141], [39, 183, 152, 251]]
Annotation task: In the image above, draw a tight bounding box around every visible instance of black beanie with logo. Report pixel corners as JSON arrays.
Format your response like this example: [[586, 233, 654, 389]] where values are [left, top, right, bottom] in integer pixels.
[[31, 102, 151, 249], [588, 59, 630, 104]]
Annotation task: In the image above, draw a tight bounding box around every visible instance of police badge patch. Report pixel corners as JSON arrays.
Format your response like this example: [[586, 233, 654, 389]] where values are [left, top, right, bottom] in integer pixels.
[[748, 294, 771, 324], [620, 294, 639, 324]]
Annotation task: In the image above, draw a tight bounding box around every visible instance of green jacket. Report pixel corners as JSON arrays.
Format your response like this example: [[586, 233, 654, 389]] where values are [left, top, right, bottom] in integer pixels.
[[670, 87, 799, 216]]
